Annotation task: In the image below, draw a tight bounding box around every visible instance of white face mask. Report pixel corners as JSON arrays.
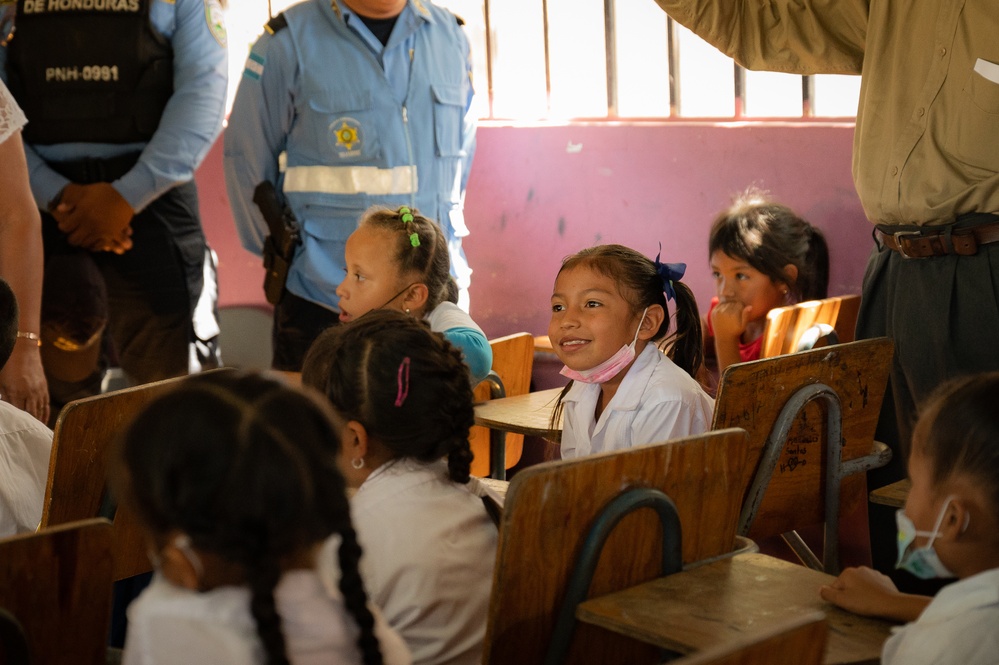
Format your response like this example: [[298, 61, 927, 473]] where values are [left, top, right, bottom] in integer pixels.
[[559, 308, 648, 384], [895, 496, 965, 579]]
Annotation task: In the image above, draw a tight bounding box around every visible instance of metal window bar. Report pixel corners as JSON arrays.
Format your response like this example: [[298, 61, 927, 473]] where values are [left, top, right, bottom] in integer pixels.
[[667, 15, 679, 116], [603, 0, 617, 117], [733, 62, 745, 119], [480, 3, 821, 121], [542, 0, 552, 115], [802, 73, 815, 117], [483, 0, 495, 119]]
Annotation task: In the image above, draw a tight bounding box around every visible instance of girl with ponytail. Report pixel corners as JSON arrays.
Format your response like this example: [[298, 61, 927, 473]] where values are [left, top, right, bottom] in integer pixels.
[[548, 244, 714, 459], [114, 371, 410, 665], [302, 309, 497, 665]]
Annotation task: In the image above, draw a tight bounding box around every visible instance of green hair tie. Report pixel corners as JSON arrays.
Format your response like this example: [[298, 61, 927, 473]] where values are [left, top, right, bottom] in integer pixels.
[[399, 207, 419, 246]]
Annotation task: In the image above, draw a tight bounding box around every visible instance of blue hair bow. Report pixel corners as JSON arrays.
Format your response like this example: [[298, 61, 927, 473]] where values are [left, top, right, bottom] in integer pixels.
[[654, 244, 686, 302]]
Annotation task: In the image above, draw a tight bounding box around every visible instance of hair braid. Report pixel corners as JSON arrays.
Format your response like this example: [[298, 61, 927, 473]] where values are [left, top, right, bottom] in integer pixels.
[[112, 372, 384, 665], [302, 309, 477, 482], [247, 557, 290, 665], [333, 519, 384, 665]]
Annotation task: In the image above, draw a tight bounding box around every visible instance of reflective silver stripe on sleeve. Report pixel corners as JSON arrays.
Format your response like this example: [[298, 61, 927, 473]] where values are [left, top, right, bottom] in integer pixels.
[[282, 165, 418, 195]]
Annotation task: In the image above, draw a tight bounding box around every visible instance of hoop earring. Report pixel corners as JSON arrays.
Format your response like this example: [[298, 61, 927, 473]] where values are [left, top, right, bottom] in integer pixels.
[[351, 457, 365, 470]]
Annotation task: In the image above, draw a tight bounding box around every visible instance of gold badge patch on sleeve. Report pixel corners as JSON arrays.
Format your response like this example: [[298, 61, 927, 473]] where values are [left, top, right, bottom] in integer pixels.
[[205, 0, 226, 47]]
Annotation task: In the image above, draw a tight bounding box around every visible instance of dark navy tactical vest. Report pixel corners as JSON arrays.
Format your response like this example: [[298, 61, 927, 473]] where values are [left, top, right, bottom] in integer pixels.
[[5, 0, 173, 145]]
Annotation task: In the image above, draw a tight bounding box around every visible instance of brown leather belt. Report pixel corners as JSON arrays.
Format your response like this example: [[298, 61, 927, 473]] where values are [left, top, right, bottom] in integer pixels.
[[875, 218, 999, 258]]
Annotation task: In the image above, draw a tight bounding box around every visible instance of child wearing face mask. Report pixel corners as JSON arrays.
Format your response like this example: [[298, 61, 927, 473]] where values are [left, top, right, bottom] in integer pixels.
[[335, 206, 491, 385], [548, 244, 714, 459], [819, 372, 999, 664], [705, 189, 829, 374]]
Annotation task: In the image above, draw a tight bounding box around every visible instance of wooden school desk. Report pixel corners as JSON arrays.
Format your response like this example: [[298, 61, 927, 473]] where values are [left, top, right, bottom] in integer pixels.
[[576, 552, 896, 665], [473, 386, 563, 441], [869, 478, 911, 509]]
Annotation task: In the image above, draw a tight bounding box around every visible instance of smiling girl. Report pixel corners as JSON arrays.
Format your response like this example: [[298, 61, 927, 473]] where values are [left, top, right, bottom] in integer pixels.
[[705, 189, 829, 373], [548, 244, 714, 459]]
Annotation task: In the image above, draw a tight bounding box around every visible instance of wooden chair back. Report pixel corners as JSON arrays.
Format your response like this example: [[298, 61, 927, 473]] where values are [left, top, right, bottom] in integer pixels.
[[759, 294, 861, 358], [711, 338, 892, 565], [470, 332, 535, 476], [43, 370, 231, 580], [0, 518, 114, 665], [483, 428, 748, 665], [669, 611, 827, 665]]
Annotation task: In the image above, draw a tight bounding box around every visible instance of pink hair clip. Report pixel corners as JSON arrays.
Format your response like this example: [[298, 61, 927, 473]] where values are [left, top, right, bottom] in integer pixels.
[[394, 357, 411, 407]]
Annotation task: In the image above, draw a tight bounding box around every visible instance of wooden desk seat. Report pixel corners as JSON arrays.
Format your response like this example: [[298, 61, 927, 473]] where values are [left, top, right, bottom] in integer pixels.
[[44, 369, 232, 580], [470, 332, 536, 478], [869, 478, 911, 509], [577, 553, 892, 665], [760, 294, 861, 358], [473, 386, 563, 441], [0, 518, 114, 665], [712, 338, 894, 573], [666, 611, 827, 665], [483, 428, 748, 665]]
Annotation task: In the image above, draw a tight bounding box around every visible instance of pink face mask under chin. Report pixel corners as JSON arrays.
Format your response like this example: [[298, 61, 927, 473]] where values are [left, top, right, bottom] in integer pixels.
[[560, 308, 648, 384]]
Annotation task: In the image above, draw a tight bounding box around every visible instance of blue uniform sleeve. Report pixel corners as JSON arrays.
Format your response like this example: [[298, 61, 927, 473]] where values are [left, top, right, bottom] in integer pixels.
[[443, 326, 492, 386], [458, 25, 476, 196], [223, 26, 298, 256], [116, 0, 228, 211], [22, 145, 68, 211]]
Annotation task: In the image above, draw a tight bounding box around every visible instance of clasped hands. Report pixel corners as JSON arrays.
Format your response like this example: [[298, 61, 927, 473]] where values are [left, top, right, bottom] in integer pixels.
[[53, 182, 135, 254]]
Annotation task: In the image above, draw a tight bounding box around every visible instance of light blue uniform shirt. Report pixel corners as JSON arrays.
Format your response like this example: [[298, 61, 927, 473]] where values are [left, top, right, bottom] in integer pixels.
[[224, 0, 476, 310], [0, 0, 228, 212]]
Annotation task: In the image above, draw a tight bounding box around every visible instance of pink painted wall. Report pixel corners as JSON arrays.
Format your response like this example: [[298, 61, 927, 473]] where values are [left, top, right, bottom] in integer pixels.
[[198, 121, 870, 350]]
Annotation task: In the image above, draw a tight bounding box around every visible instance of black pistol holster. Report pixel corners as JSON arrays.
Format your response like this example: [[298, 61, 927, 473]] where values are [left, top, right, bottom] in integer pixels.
[[253, 182, 302, 306]]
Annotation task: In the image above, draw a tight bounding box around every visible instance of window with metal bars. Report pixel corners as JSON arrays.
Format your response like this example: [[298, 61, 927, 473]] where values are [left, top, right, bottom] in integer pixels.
[[223, 0, 861, 121]]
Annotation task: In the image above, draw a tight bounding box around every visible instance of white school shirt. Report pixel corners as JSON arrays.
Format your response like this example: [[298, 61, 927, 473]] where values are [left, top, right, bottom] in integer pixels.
[[0, 400, 52, 537], [123, 565, 411, 665], [341, 458, 497, 665], [560, 344, 715, 459], [882, 567, 999, 665]]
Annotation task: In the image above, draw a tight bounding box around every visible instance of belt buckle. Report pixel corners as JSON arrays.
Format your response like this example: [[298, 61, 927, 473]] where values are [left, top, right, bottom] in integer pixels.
[[893, 230, 924, 259]]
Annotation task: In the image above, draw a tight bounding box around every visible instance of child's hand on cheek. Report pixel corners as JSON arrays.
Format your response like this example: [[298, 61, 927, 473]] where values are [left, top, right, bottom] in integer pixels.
[[711, 300, 753, 342]]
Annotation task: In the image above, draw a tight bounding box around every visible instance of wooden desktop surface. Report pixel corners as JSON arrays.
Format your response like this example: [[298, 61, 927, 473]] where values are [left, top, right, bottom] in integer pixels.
[[576, 552, 895, 665], [474, 387, 563, 441], [869, 479, 911, 509]]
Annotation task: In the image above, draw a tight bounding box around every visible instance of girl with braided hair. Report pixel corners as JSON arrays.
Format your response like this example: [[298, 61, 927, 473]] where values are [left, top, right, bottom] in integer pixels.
[[335, 205, 492, 385], [302, 309, 497, 665], [113, 371, 410, 665]]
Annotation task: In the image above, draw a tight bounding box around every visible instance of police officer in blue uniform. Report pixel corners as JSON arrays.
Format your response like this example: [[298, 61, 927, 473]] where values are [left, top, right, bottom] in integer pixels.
[[224, 0, 476, 371], [1, 0, 227, 412]]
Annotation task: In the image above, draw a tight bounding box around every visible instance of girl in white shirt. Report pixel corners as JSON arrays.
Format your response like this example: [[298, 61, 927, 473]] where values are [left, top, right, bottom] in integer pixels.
[[335, 205, 492, 385], [113, 372, 410, 665], [302, 309, 497, 665], [819, 371, 999, 665], [548, 244, 714, 459]]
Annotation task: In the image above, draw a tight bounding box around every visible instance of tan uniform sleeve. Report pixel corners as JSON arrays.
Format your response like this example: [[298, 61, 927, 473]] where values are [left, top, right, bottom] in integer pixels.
[[652, 0, 869, 75]]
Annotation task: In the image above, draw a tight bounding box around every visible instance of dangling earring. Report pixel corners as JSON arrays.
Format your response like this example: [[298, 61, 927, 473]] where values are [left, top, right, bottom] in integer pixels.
[[352, 457, 365, 470]]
